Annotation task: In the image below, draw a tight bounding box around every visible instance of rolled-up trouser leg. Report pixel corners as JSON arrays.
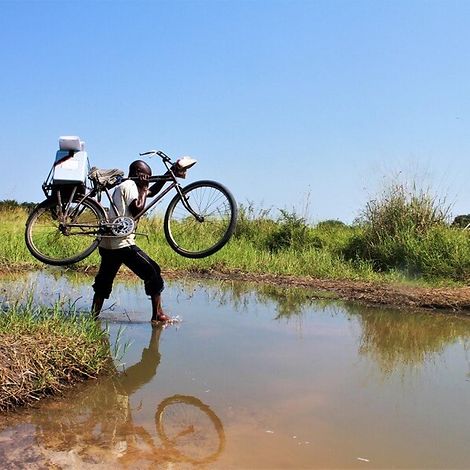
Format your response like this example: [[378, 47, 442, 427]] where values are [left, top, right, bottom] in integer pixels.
[[122, 246, 164, 296], [92, 247, 123, 299]]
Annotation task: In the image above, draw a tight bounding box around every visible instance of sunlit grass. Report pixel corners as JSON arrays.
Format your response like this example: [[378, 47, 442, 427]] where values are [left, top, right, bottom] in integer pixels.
[[3, 204, 470, 286], [0, 300, 112, 411]]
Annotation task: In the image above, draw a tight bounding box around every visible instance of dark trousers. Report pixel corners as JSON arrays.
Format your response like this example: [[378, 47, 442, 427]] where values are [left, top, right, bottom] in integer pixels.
[[93, 246, 164, 299]]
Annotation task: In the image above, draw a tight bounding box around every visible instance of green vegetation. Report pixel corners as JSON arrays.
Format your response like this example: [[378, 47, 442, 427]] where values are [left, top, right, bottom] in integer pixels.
[[0, 199, 36, 213], [344, 182, 470, 282], [0, 301, 112, 411], [2, 182, 470, 285]]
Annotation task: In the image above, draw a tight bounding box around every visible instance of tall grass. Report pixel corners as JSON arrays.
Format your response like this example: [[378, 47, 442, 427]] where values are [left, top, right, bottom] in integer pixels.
[[344, 181, 470, 281], [3, 191, 470, 285]]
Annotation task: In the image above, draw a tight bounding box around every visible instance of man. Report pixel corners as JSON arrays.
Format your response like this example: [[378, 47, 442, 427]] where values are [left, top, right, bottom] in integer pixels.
[[91, 160, 170, 324]]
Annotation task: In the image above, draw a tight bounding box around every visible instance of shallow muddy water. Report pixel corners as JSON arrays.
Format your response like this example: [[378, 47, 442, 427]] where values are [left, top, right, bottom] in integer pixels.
[[1, 270, 470, 468]]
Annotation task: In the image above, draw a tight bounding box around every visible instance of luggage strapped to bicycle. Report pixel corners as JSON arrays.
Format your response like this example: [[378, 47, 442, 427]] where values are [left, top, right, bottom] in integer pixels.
[[42, 136, 91, 201], [42, 136, 124, 204], [88, 167, 124, 190]]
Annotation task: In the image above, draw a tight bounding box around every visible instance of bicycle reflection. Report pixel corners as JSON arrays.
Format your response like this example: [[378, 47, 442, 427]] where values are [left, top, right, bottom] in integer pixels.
[[32, 326, 225, 466]]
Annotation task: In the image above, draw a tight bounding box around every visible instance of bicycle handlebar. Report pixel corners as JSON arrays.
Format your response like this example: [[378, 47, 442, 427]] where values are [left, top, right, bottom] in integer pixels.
[[139, 150, 172, 163], [139, 150, 158, 157]]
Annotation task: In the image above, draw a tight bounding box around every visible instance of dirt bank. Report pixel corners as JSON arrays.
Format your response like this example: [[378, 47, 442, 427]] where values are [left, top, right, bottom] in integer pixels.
[[169, 268, 470, 313]]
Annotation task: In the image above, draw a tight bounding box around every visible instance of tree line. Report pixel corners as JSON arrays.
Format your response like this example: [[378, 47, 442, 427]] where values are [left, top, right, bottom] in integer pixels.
[[0, 199, 36, 212]]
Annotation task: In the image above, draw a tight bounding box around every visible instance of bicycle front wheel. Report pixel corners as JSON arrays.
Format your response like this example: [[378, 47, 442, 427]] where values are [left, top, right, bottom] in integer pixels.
[[164, 180, 237, 258], [25, 198, 106, 266], [155, 394, 225, 464]]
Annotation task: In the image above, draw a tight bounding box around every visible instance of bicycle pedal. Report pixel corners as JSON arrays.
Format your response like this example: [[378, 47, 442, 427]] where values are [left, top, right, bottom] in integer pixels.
[[135, 232, 149, 241]]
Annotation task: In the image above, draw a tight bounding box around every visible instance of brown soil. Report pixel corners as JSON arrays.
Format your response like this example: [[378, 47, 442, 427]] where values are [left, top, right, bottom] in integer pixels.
[[166, 268, 470, 313]]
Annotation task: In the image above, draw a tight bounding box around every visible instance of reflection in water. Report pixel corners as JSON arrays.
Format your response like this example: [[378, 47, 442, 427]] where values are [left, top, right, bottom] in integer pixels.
[[1, 272, 470, 467], [351, 306, 470, 375], [197, 279, 470, 371], [1, 326, 225, 468], [3, 271, 470, 377]]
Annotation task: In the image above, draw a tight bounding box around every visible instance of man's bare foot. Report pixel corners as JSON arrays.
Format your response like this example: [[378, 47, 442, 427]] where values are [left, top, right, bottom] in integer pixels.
[[151, 312, 171, 324]]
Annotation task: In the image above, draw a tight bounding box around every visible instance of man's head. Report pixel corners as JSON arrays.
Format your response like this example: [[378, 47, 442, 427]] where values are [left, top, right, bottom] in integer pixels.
[[129, 160, 152, 178]]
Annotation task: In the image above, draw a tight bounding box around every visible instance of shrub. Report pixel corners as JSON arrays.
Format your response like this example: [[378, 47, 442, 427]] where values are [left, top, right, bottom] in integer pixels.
[[0, 199, 36, 213], [233, 202, 276, 246], [264, 209, 311, 252], [344, 181, 457, 277], [452, 214, 470, 229], [315, 219, 346, 229]]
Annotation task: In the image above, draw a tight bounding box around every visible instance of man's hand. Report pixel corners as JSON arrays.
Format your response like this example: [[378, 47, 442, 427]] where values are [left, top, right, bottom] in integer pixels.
[[135, 170, 150, 189], [171, 163, 187, 179]]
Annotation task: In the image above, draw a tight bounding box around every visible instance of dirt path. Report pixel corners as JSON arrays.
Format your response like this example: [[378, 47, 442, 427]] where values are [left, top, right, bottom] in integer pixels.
[[167, 268, 470, 313]]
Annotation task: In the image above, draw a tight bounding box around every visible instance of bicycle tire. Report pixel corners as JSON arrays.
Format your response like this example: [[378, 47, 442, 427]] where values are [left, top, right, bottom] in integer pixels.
[[163, 180, 237, 258], [25, 197, 106, 266], [155, 394, 225, 464]]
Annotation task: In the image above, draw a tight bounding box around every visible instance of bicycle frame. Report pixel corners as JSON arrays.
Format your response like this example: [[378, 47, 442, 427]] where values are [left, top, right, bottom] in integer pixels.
[[41, 149, 201, 234]]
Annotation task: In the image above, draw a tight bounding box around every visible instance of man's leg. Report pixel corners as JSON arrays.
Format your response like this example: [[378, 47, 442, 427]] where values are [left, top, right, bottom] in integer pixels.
[[122, 246, 169, 323], [91, 294, 105, 318], [150, 292, 170, 323], [92, 248, 122, 317]]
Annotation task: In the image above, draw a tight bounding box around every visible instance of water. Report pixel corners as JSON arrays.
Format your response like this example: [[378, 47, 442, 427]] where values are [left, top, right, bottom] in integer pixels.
[[1, 270, 470, 468]]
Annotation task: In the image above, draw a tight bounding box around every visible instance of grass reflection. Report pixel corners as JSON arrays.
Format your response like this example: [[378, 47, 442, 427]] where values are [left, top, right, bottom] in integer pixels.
[[3, 271, 470, 378], [349, 306, 470, 374]]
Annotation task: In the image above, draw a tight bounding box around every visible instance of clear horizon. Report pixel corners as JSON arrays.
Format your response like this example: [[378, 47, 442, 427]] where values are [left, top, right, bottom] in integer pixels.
[[1, 0, 469, 223]]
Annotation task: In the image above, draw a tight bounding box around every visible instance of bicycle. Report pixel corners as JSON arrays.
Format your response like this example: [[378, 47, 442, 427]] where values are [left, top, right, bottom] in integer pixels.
[[25, 149, 238, 266]]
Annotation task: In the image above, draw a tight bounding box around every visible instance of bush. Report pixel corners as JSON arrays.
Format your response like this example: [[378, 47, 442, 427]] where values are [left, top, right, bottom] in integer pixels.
[[315, 219, 346, 229], [264, 209, 311, 252], [408, 226, 470, 281], [233, 202, 276, 246], [0, 199, 36, 213], [343, 181, 464, 279], [452, 214, 470, 229]]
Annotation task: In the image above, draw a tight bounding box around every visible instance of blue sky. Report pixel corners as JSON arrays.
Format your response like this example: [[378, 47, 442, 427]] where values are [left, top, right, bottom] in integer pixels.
[[1, 0, 469, 222]]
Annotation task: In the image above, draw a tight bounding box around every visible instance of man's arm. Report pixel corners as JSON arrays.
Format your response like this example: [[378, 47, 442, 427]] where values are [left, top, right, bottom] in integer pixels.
[[129, 174, 149, 217], [147, 170, 170, 198], [147, 164, 188, 198]]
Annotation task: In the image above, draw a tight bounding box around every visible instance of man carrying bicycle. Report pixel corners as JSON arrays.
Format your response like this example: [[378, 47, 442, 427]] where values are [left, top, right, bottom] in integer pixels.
[[91, 160, 173, 324]]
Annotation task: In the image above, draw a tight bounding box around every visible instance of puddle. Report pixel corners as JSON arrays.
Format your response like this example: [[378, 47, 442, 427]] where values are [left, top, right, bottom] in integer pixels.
[[1, 270, 470, 468]]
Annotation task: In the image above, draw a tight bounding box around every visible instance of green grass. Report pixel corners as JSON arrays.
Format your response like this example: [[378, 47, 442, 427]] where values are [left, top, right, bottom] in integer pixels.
[[3, 197, 470, 286], [0, 300, 112, 411]]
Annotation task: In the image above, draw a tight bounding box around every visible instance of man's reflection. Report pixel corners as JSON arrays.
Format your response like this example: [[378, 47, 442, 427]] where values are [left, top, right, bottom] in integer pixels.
[[30, 325, 224, 466], [117, 325, 162, 396]]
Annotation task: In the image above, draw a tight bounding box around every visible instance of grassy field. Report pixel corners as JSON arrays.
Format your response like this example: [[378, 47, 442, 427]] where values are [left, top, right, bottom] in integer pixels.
[[2, 182, 470, 286]]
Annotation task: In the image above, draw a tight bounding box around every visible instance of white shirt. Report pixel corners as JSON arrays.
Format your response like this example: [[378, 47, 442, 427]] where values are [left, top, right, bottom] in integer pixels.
[[99, 179, 139, 250]]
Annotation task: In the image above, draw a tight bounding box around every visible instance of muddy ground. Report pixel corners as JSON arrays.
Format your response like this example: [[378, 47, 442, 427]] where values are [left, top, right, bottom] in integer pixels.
[[169, 268, 470, 313]]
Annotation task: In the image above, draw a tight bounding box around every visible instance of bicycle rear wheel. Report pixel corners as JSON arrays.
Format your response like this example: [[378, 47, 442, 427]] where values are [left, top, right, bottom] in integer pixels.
[[163, 180, 237, 258], [25, 198, 106, 266]]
